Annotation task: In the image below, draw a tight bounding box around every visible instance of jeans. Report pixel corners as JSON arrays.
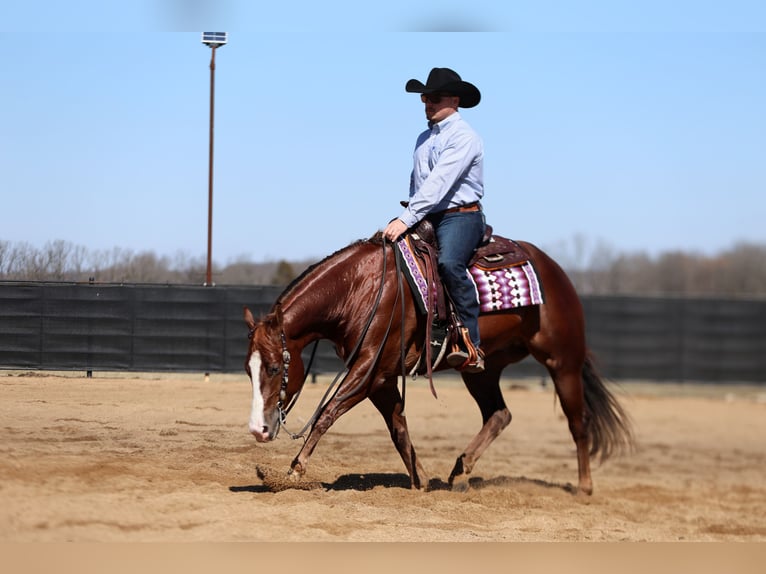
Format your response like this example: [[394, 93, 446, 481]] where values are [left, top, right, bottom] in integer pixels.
[[429, 210, 486, 348]]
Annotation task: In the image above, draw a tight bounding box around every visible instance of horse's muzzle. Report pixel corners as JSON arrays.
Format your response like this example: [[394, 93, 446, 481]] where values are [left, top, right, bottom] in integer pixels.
[[249, 416, 280, 442], [250, 422, 280, 442], [249, 405, 281, 442]]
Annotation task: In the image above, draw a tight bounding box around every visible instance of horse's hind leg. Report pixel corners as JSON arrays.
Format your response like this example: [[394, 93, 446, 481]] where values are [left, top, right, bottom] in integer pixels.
[[448, 367, 512, 489], [368, 382, 429, 490], [549, 366, 593, 495]]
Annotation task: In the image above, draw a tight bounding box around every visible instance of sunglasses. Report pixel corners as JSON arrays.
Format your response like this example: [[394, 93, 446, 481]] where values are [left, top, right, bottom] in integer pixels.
[[420, 93, 456, 104]]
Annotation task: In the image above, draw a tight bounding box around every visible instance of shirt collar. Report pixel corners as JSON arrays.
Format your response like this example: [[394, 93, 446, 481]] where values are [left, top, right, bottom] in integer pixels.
[[428, 111, 462, 132]]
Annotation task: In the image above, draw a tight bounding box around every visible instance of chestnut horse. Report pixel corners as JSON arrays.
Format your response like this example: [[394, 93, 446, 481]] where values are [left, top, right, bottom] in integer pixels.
[[243, 235, 633, 494]]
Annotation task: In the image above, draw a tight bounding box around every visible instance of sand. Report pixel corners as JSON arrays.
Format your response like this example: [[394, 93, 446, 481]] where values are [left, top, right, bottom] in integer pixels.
[[1, 371, 765, 542]]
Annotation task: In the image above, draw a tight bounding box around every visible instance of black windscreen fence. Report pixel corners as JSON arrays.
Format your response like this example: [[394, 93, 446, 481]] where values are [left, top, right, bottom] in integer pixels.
[[582, 295, 766, 382], [0, 283, 278, 373], [1, 282, 764, 383]]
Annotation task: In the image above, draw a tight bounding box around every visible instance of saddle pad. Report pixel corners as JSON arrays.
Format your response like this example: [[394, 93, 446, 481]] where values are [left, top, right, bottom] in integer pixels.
[[396, 237, 544, 315], [469, 262, 545, 313], [397, 236, 431, 315]]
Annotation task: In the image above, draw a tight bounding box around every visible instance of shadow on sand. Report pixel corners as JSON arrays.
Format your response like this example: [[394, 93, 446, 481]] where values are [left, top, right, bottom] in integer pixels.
[[230, 469, 576, 494]]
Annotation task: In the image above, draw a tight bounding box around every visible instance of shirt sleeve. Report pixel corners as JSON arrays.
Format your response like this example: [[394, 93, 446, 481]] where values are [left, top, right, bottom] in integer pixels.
[[398, 130, 481, 228]]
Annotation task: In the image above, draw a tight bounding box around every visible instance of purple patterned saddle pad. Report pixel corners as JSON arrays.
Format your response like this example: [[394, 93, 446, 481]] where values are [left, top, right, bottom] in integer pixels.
[[469, 261, 544, 313], [397, 236, 545, 315]]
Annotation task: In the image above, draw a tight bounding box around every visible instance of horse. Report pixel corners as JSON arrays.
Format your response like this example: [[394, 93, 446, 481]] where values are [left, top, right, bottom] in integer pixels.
[[243, 234, 634, 494]]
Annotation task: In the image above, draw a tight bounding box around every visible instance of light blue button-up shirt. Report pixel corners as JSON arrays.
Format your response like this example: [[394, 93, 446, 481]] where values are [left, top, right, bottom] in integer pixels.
[[398, 112, 484, 228]]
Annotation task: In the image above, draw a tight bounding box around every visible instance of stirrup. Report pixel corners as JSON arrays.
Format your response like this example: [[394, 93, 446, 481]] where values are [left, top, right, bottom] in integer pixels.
[[447, 327, 483, 372], [462, 349, 485, 374]]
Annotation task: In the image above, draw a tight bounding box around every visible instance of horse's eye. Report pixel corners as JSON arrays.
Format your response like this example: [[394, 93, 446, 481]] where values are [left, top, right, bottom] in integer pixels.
[[266, 364, 281, 377]]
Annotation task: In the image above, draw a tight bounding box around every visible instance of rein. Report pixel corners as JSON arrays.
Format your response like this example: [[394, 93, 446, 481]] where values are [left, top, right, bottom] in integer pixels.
[[274, 239, 407, 441]]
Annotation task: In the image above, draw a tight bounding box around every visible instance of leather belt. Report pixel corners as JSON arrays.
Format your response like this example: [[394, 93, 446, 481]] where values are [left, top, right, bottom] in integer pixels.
[[437, 202, 481, 215]]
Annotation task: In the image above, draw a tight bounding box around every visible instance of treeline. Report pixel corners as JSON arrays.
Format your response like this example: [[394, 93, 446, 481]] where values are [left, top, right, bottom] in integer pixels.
[[549, 236, 766, 296], [0, 240, 312, 287], [2, 238, 766, 296]]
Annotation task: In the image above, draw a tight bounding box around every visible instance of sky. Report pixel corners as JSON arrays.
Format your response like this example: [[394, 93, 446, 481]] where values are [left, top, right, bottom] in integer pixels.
[[2, 1, 765, 267]]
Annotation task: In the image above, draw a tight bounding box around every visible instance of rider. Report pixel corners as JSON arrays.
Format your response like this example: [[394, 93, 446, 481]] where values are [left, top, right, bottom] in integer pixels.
[[383, 67, 486, 374]]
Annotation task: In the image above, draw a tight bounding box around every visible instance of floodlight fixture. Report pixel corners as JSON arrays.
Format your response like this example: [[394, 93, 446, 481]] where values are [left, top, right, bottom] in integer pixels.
[[202, 32, 227, 48]]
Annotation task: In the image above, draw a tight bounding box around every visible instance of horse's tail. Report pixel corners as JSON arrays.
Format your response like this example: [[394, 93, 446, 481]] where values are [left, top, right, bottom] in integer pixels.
[[582, 351, 635, 463]]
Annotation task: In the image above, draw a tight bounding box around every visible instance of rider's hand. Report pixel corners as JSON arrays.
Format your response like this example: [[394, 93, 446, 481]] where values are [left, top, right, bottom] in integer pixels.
[[383, 219, 408, 242]]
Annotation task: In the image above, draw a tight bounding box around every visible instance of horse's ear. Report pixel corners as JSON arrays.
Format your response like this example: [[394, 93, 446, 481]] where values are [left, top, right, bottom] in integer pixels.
[[260, 303, 284, 331], [243, 306, 257, 330]]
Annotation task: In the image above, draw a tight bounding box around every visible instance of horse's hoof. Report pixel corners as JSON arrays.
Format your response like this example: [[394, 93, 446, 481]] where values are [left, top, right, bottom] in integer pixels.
[[256, 464, 322, 492], [576, 485, 594, 497]]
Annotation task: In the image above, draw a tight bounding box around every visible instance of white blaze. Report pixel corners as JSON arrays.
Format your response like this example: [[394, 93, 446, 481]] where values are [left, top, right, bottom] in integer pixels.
[[248, 352, 266, 436]]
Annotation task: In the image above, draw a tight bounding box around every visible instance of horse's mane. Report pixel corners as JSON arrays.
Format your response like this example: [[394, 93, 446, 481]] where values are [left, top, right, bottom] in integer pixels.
[[275, 234, 385, 305]]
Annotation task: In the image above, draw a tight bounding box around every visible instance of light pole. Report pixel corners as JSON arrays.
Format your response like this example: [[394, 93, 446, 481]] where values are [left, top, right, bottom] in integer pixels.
[[201, 32, 227, 286]]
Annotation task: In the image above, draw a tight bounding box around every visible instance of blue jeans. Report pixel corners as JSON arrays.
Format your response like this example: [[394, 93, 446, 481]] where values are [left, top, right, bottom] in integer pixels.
[[429, 210, 486, 348]]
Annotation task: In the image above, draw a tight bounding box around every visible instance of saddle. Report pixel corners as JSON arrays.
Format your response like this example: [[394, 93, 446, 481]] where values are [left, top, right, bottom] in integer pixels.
[[398, 218, 531, 384]]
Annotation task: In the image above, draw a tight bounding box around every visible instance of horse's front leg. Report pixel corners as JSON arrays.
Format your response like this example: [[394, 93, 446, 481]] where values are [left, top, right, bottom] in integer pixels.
[[288, 379, 368, 479], [368, 381, 429, 490]]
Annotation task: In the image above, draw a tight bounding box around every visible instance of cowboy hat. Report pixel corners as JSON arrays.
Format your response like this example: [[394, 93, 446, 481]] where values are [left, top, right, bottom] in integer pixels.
[[405, 67, 481, 108]]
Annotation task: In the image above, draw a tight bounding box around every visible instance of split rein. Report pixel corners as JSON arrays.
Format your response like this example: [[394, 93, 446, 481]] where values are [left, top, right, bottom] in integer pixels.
[[266, 238, 407, 442]]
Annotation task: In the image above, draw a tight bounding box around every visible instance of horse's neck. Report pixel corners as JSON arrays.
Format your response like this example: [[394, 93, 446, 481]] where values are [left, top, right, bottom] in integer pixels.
[[281, 289, 336, 342], [280, 241, 381, 344]]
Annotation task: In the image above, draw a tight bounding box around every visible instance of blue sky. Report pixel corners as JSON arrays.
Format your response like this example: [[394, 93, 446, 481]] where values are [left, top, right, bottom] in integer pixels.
[[2, 2, 765, 266]]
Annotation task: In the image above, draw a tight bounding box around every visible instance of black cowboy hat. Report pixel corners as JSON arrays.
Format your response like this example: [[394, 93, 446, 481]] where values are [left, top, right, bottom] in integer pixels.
[[405, 67, 481, 108]]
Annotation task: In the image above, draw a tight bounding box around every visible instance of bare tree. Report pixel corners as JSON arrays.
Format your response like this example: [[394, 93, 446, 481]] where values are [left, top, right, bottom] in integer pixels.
[[0, 240, 9, 276], [717, 242, 766, 295], [271, 260, 296, 286]]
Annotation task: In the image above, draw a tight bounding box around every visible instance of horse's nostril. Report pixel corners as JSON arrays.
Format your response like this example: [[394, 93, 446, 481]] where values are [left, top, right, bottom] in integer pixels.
[[262, 426, 269, 435]]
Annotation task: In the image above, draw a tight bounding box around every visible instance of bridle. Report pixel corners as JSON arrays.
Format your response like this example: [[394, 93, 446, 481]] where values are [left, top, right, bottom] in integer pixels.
[[274, 329, 319, 439], [278, 330, 291, 405], [247, 325, 319, 440]]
